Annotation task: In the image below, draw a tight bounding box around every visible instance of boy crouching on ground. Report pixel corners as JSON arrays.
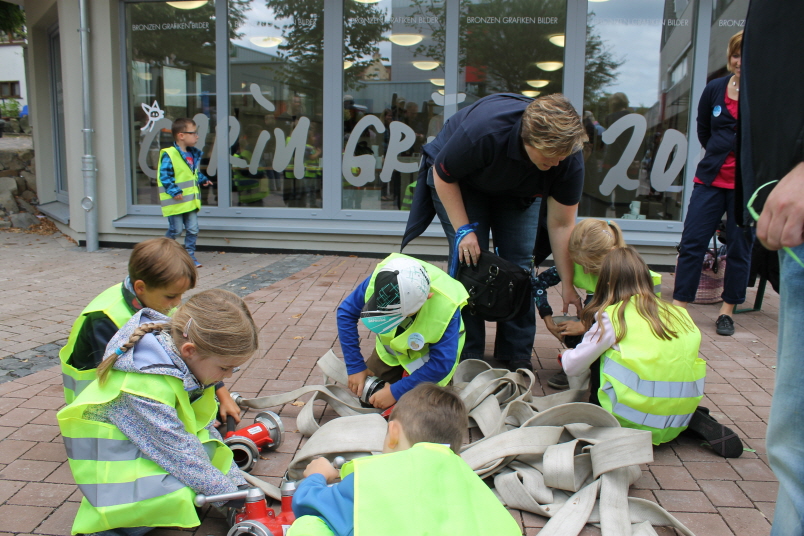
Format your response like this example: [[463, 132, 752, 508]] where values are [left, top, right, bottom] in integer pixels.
[[288, 383, 522, 536]]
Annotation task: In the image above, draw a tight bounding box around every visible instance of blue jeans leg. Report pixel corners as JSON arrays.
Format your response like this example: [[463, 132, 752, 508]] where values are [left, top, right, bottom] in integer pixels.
[[182, 210, 199, 257], [768, 243, 804, 535], [165, 214, 181, 240], [428, 168, 539, 361]]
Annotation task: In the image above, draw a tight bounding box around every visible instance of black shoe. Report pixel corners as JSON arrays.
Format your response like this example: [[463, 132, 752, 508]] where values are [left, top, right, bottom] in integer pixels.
[[507, 359, 533, 373], [716, 314, 735, 336], [687, 407, 743, 458], [547, 370, 569, 390]]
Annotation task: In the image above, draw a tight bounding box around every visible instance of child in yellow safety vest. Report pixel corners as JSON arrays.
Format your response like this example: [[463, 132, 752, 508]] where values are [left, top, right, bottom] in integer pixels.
[[561, 246, 743, 457], [58, 237, 240, 422], [288, 383, 522, 536], [58, 289, 259, 536]]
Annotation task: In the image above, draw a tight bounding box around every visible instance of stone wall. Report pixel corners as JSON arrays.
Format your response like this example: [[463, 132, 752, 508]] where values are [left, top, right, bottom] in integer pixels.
[[0, 147, 40, 229]]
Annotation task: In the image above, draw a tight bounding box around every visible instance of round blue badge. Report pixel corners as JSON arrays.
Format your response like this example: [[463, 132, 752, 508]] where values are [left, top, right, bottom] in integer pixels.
[[713, 105, 722, 117]]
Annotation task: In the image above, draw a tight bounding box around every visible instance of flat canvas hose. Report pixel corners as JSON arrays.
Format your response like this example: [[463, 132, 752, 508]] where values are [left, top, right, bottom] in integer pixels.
[[235, 351, 696, 535]]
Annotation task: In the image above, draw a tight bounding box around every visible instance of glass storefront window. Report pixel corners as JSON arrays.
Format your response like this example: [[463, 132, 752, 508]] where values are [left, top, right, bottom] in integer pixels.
[[126, 1, 218, 207], [708, 0, 748, 80], [458, 0, 567, 107], [580, 0, 694, 221], [340, 0, 443, 212], [229, 0, 325, 208]]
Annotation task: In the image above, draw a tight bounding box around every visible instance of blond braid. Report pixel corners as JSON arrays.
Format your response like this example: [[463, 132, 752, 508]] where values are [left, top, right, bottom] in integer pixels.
[[97, 323, 165, 385]]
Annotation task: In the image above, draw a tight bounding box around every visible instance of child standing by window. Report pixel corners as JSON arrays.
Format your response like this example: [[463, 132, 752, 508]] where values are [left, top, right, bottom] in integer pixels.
[[561, 246, 742, 457], [58, 289, 259, 536]]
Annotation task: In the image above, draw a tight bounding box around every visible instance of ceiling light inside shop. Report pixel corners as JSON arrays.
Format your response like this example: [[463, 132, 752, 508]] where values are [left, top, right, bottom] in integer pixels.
[[344, 60, 354, 69], [413, 61, 440, 71], [354, 0, 381, 3], [166, 1, 208, 9], [429, 78, 445, 86], [522, 90, 540, 98], [136, 72, 153, 81], [526, 79, 549, 88], [164, 88, 181, 95], [589, 0, 610, 2], [549, 34, 565, 47], [536, 61, 563, 71], [389, 34, 423, 46], [250, 36, 284, 48], [437, 89, 445, 95]]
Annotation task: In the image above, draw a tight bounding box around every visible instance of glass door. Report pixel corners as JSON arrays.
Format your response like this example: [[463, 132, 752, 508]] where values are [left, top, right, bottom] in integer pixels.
[[48, 25, 68, 204]]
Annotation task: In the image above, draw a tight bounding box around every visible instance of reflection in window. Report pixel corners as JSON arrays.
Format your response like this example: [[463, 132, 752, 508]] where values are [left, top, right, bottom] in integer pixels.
[[229, 0, 325, 208], [459, 0, 567, 107], [126, 1, 217, 207], [580, 0, 694, 222], [707, 0, 748, 80], [341, 0, 441, 211]]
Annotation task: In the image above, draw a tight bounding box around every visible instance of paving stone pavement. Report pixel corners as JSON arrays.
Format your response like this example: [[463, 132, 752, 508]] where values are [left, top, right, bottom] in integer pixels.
[[0, 232, 780, 535]]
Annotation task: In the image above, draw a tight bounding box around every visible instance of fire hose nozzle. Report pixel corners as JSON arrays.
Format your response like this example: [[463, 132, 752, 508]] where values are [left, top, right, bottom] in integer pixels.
[[194, 488, 260, 507], [230, 392, 244, 407]]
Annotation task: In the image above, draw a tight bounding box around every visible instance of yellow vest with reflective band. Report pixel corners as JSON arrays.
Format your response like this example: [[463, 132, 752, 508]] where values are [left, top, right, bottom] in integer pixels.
[[338, 443, 521, 536], [157, 147, 202, 217], [366, 253, 468, 384], [57, 368, 233, 534], [598, 298, 705, 445], [233, 149, 270, 204], [573, 263, 663, 297], [400, 180, 416, 211], [59, 284, 132, 404]]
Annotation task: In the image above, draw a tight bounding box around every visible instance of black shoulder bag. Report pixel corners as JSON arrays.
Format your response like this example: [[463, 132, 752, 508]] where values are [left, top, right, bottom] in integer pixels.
[[456, 251, 532, 322]]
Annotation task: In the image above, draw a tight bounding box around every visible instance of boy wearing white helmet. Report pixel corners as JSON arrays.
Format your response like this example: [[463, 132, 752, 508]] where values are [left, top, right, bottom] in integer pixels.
[[337, 254, 469, 409]]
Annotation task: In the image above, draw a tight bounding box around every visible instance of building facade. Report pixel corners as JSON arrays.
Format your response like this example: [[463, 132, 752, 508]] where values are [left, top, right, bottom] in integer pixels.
[[22, 0, 748, 262]]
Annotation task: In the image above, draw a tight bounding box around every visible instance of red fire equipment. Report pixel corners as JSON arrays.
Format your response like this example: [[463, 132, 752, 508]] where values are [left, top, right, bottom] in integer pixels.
[[223, 412, 283, 473]]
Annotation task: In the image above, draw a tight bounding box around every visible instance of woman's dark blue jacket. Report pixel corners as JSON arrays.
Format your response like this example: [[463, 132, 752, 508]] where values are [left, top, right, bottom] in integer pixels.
[[695, 75, 737, 185]]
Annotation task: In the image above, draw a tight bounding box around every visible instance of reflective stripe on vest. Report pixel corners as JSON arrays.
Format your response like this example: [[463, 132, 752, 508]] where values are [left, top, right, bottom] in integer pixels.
[[601, 383, 694, 430], [64, 436, 145, 461], [62, 374, 95, 400], [59, 283, 133, 404], [602, 357, 705, 399], [80, 474, 187, 508], [368, 253, 468, 383], [157, 147, 202, 217]]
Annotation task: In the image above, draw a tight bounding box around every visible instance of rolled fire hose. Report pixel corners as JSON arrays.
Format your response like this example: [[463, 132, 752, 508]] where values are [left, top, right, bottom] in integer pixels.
[[234, 350, 696, 536]]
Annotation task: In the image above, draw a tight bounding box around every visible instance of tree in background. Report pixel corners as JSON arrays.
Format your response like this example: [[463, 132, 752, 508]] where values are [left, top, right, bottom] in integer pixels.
[[0, 0, 26, 41]]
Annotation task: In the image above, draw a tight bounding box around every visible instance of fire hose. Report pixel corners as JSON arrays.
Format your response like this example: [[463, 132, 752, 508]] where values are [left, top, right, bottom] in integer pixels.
[[227, 351, 697, 535]]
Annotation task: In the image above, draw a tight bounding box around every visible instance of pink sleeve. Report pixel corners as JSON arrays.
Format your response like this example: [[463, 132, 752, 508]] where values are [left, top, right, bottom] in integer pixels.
[[561, 312, 616, 377]]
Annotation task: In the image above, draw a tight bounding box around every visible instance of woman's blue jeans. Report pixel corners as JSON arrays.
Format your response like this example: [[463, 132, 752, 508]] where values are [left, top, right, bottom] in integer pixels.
[[768, 243, 804, 535], [428, 170, 540, 362]]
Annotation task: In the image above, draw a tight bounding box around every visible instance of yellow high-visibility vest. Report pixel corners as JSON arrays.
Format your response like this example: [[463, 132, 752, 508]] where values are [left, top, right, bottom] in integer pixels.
[[157, 147, 202, 217]]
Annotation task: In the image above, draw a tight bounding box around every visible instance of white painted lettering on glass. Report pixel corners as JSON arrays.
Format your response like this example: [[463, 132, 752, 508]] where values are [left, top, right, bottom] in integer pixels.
[[649, 128, 687, 192], [599, 114, 646, 195], [343, 115, 385, 186], [273, 116, 310, 179], [598, 113, 687, 196]]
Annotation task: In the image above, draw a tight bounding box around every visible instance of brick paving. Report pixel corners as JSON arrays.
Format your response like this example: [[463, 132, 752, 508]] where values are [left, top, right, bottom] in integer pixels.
[[0, 230, 779, 535]]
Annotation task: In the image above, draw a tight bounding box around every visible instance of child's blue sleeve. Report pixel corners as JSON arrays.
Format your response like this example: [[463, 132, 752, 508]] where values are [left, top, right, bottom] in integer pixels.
[[532, 266, 562, 318], [159, 152, 182, 198], [389, 308, 460, 401], [337, 278, 370, 375], [292, 473, 355, 536]]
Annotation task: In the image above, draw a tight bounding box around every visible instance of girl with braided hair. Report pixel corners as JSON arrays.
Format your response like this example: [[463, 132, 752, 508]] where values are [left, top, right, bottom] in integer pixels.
[[57, 289, 259, 536]]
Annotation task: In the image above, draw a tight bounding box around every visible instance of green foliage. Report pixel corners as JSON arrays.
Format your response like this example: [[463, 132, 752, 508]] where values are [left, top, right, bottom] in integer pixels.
[[265, 0, 389, 93], [0, 97, 20, 118], [583, 12, 624, 106], [0, 0, 26, 38]]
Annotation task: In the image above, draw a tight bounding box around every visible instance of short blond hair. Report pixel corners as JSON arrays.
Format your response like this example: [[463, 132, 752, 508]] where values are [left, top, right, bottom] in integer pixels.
[[389, 383, 467, 454], [521, 94, 586, 158], [569, 219, 626, 275], [727, 31, 743, 73]]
